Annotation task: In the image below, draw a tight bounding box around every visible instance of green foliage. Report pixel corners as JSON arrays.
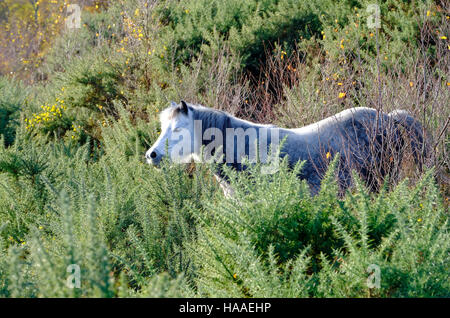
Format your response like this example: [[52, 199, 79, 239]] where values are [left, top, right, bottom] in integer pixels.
[[27, 55, 126, 142], [0, 77, 28, 146], [191, 159, 449, 297], [317, 0, 441, 72], [0, 122, 448, 297], [157, 0, 321, 73], [0, 122, 216, 296], [315, 170, 449, 297]]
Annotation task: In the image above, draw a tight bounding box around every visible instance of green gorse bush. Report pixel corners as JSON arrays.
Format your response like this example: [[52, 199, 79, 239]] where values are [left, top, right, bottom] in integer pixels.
[[0, 0, 448, 298], [0, 133, 448, 297]]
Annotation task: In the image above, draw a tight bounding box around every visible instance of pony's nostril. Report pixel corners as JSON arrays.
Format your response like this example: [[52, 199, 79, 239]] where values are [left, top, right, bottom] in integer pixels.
[[150, 151, 157, 159]]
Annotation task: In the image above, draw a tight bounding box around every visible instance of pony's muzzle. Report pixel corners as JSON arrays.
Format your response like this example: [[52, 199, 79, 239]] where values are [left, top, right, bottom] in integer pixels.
[[145, 149, 163, 166]]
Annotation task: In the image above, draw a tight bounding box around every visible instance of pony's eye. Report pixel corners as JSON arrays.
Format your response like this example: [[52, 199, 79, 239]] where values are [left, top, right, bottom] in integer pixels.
[[173, 127, 182, 132]]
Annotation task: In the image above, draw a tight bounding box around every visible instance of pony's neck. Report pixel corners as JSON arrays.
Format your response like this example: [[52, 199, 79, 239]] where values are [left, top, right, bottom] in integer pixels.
[[191, 106, 288, 171], [228, 115, 273, 130]]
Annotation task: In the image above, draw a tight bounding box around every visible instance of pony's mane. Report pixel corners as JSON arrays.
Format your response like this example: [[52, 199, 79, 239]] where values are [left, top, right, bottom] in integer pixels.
[[161, 102, 272, 134], [189, 103, 275, 131], [190, 104, 232, 133]]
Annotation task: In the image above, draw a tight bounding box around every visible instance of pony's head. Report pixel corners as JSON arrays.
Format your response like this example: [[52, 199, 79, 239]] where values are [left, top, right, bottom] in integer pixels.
[[146, 101, 199, 166]]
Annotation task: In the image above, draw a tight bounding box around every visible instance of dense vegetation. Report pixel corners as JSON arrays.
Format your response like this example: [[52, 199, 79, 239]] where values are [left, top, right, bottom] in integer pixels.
[[0, 0, 448, 297]]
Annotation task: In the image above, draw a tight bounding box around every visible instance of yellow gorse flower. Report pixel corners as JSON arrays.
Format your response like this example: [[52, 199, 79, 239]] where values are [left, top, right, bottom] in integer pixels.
[[25, 94, 67, 130]]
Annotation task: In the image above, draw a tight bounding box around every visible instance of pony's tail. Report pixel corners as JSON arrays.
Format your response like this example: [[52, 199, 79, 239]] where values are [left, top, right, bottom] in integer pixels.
[[388, 110, 429, 168]]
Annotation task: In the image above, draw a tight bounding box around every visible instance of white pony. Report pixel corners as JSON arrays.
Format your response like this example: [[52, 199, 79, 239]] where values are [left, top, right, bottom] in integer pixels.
[[146, 101, 426, 195]]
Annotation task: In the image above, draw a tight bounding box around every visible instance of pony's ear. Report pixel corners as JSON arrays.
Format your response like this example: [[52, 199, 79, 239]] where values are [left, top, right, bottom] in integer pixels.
[[171, 101, 178, 108], [180, 100, 188, 115]]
